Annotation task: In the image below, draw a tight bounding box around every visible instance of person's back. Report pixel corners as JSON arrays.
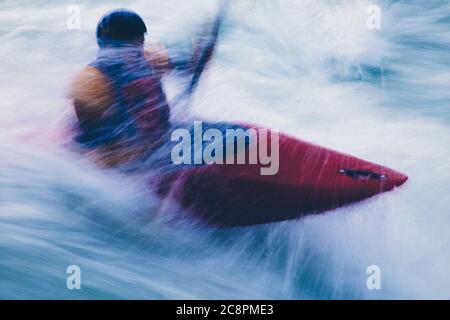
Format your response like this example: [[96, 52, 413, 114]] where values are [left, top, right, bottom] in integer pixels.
[[69, 9, 172, 167]]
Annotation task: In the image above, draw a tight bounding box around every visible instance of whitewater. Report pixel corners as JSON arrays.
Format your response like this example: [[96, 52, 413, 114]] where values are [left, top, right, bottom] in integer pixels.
[[0, 0, 449, 299]]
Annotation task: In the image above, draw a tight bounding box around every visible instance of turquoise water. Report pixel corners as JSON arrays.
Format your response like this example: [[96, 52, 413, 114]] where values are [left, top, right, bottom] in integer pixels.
[[0, 0, 449, 299]]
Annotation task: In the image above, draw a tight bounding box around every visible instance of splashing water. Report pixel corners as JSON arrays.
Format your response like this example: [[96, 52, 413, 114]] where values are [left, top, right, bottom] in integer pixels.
[[1, 0, 449, 299]]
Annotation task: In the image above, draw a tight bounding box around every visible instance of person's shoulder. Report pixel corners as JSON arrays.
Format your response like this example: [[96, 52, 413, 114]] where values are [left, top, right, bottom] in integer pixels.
[[69, 66, 113, 108], [145, 43, 170, 73]]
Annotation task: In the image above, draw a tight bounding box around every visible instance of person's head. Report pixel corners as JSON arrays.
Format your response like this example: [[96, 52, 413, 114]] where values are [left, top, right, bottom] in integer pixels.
[[96, 9, 147, 47]]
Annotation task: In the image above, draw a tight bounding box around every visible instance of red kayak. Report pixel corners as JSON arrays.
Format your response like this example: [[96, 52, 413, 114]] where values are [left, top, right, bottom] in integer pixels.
[[153, 124, 408, 227]]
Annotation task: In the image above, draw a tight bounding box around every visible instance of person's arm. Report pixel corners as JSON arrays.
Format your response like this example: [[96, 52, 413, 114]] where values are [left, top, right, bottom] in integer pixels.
[[145, 40, 213, 76], [144, 44, 172, 76]]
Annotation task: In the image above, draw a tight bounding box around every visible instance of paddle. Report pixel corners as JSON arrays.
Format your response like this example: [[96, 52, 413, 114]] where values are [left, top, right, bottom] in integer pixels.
[[172, 1, 230, 106]]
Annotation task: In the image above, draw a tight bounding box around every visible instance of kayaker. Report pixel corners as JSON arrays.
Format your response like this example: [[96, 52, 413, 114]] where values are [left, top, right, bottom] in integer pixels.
[[70, 7, 240, 171], [69, 9, 186, 167]]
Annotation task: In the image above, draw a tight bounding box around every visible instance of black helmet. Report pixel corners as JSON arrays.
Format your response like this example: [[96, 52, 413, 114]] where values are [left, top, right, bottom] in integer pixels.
[[96, 9, 147, 46]]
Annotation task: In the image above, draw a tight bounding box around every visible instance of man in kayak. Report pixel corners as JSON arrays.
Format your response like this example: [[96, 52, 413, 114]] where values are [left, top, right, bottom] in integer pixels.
[[70, 7, 247, 170], [70, 9, 188, 167]]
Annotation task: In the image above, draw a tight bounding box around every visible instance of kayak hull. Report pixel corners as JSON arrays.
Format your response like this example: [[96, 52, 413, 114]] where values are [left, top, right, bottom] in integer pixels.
[[154, 124, 408, 227]]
